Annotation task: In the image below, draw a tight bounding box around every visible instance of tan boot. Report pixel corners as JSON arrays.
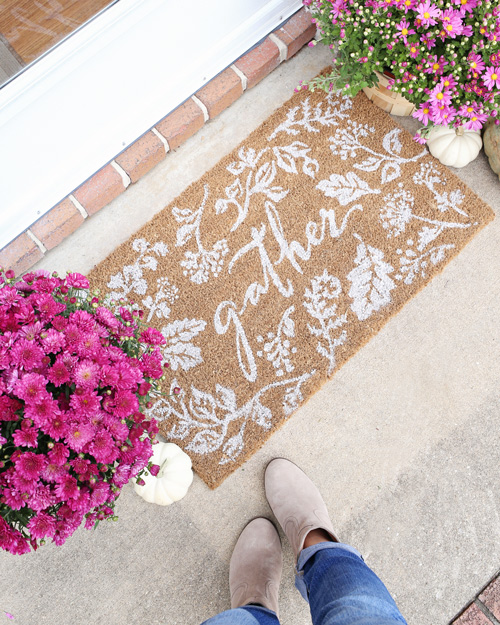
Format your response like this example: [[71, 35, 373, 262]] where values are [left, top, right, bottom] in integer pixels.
[[265, 458, 338, 563], [229, 517, 282, 616]]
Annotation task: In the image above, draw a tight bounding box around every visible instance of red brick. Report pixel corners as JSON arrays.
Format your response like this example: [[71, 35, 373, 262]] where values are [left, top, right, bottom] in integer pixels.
[[273, 8, 316, 60], [30, 198, 84, 251], [479, 577, 500, 620], [195, 68, 243, 119], [235, 37, 281, 89], [156, 99, 205, 150], [452, 603, 492, 625], [115, 131, 166, 184], [73, 164, 126, 216], [0, 232, 43, 277]]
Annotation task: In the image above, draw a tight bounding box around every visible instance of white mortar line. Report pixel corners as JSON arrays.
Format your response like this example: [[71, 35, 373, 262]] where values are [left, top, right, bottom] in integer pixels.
[[69, 194, 89, 218], [231, 64, 248, 91], [151, 127, 170, 153], [111, 160, 131, 188], [269, 33, 288, 63], [27, 229, 47, 254], [191, 95, 209, 122]]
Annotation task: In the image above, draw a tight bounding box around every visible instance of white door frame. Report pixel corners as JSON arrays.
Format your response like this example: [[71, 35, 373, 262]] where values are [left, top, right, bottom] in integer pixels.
[[0, 0, 301, 250]]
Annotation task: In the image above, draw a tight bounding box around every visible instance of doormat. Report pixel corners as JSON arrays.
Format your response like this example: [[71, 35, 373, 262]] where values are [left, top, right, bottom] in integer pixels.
[[89, 86, 494, 488]]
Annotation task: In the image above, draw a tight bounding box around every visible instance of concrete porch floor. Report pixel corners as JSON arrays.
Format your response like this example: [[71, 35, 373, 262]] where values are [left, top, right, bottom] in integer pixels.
[[1, 44, 499, 625]]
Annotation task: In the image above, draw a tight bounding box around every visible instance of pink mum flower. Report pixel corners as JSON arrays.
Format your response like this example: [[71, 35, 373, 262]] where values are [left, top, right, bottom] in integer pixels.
[[65, 421, 96, 452], [415, 0, 440, 26], [10, 339, 44, 371], [24, 397, 59, 429], [73, 359, 100, 389], [429, 84, 452, 107], [463, 111, 489, 131], [407, 42, 420, 58], [139, 327, 165, 346], [66, 273, 90, 289], [70, 390, 101, 416], [468, 53, 486, 74], [15, 452, 47, 480], [30, 484, 55, 511], [113, 390, 139, 419], [440, 8, 463, 38], [12, 421, 39, 448], [48, 442, 70, 465], [47, 359, 71, 387], [40, 328, 66, 353], [42, 412, 68, 441], [395, 19, 415, 43], [88, 430, 118, 464], [454, 0, 478, 15], [54, 474, 80, 500], [28, 512, 56, 539], [425, 54, 448, 75], [483, 67, 500, 90]]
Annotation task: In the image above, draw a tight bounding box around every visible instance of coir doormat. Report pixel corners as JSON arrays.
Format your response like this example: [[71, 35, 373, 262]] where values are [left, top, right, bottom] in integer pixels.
[[89, 87, 494, 488]]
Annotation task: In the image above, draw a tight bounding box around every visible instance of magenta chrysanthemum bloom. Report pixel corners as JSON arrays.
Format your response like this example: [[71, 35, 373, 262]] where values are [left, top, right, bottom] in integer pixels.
[[113, 390, 139, 419], [140, 327, 166, 346], [95, 307, 120, 330], [33, 293, 66, 321], [66, 273, 90, 289], [48, 442, 69, 465], [40, 328, 66, 354], [10, 339, 44, 371], [12, 422, 39, 448], [15, 452, 47, 480], [41, 462, 66, 483], [1, 487, 26, 510], [28, 512, 56, 539], [114, 361, 143, 390], [70, 390, 101, 416], [89, 482, 111, 507], [42, 412, 68, 441], [483, 66, 500, 90], [17, 321, 44, 341], [14, 373, 47, 403], [30, 484, 54, 511], [74, 332, 101, 358], [47, 359, 71, 387], [415, 0, 440, 26], [24, 397, 59, 429], [54, 474, 80, 500], [88, 431, 118, 464], [424, 54, 448, 75], [73, 360, 100, 389], [65, 421, 95, 452]]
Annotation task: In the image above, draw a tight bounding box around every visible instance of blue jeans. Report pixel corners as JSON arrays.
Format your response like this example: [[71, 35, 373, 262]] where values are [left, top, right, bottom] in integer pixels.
[[202, 543, 407, 625]]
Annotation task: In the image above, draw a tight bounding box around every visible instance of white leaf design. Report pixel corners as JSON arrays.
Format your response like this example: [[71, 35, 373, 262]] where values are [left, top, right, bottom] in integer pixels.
[[216, 385, 237, 413], [176, 223, 196, 247], [189, 387, 218, 422], [382, 128, 403, 155], [172, 207, 194, 222], [317, 172, 380, 206], [355, 156, 382, 172], [254, 161, 277, 190], [347, 235, 395, 321], [381, 162, 401, 184], [188, 429, 225, 455], [161, 318, 207, 370]]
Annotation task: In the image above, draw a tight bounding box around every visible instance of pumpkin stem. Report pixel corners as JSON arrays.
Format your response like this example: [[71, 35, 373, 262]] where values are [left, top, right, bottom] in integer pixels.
[[158, 458, 170, 478], [456, 126, 465, 136]]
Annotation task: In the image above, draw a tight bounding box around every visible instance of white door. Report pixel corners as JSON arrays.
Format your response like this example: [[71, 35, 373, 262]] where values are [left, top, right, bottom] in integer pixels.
[[0, 0, 301, 249]]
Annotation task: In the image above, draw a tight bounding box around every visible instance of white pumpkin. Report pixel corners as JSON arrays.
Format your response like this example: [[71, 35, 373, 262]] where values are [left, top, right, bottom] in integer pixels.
[[134, 442, 193, 505], [427, 125, 482, 168]]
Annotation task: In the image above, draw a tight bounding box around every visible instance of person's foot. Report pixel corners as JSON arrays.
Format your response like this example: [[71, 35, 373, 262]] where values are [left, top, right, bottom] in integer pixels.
[[229, 517, 283, 615], [265, 458, 338, 562]]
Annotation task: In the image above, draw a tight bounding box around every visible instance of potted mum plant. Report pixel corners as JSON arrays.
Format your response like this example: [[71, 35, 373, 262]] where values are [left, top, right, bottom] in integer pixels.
[[0, 267, 174, 554], [302, 0, 500, 165]]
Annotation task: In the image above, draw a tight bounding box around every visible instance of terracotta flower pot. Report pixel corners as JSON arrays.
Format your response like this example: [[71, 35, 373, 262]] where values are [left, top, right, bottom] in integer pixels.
[[362, 70, 415, 116]]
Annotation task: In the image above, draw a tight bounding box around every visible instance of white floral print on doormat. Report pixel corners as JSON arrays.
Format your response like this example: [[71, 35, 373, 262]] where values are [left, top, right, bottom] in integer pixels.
[[90, 86, 494, 488]]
